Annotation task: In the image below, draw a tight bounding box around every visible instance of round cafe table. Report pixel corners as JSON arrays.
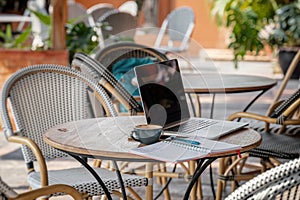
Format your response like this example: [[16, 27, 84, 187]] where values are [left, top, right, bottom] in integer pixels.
[[182, 73, 277, 117], [43, 116, 262, 200]]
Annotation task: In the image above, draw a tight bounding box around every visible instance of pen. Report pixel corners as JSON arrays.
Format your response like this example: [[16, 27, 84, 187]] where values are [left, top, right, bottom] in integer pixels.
[[168, 136, 200, 145]]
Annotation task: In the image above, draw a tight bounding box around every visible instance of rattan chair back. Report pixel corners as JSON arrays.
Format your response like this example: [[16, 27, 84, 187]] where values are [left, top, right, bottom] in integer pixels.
[[86, 3, 114, 27], [94, 42, 168, 71], [97, 10, 138, 42], [72, 52, 142, 114], [1, 65, 117, 163]]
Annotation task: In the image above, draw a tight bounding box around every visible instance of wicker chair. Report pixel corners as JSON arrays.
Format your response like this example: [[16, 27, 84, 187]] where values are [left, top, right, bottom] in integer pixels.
[[0, 65, 147, 199], [94, 42, 168, 71], [94, 42, 168, 111], [0, 176, 82, 200], [154, 6, 195, 54], [216, 52, 300, 200], [77, 42, 168, 115], [72, 52, 143, 116], [86, 3, 114, 27], [225, 157, 300, 200], [96, 10, 138, 47]]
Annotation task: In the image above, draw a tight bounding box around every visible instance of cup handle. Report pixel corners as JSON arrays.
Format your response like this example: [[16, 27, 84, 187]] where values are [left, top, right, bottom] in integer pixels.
[[130, 131, 141, 142]]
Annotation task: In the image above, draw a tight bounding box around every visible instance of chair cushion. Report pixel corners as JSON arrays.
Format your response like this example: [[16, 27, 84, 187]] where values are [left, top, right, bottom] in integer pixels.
[[28, 167, 147, 196], [112, 57, 154, 96]]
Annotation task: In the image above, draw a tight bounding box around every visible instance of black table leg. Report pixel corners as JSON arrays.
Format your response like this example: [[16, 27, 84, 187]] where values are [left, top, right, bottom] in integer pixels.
[[210, 94, 216, 119], [69, 154, 113, 200], [112, 161, 127, 200], [242, 90, 268, 113], [184, 158, 217, 200], [187, 93, 197, 117]]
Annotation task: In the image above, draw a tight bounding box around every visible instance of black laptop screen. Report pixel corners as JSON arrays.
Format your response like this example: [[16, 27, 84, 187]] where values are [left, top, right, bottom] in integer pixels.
[[135, 59, 190, 127]]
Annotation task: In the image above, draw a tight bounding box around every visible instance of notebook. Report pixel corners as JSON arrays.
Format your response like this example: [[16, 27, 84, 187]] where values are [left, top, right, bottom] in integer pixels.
[[134, 59, 248, 139], [130, 135, 241, 163]]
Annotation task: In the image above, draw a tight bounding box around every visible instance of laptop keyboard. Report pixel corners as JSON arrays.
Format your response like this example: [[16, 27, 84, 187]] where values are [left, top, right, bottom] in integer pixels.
[[167, 118, 218, 133]]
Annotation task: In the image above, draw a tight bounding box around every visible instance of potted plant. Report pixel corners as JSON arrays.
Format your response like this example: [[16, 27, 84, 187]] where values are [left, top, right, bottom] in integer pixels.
[[0, 6, 99, 88], [30, 9, 99, 62], [210, 0, 299, 73], [0, 23, 69, 88], [260, 2, 300, 78]]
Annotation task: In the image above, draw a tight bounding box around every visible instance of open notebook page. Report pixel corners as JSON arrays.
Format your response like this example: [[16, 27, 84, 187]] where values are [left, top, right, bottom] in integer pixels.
[[130, 136, 241, 163]]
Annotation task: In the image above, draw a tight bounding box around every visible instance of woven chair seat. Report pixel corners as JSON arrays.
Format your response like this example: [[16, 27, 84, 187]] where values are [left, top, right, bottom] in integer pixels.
[[250, 131, 300, 159], [246, 122, 300, 159], [234, 119, 300, 159], [28, 167, 147, 196]]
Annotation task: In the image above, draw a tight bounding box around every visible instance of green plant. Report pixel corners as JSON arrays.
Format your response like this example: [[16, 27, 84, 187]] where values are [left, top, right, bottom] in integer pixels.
[[30, 9, 98, 62], [263, 2, 300, 48], [210, 0, 299, 67], [66, 22, 98, 62], [0, 24, 31, 49]]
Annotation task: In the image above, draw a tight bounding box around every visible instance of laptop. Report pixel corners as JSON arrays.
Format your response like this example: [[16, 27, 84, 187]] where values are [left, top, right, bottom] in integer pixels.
[[134, 59, 248, 139]]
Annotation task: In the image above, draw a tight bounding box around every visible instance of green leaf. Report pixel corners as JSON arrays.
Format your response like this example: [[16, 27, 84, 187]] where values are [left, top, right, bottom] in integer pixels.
[[5, 24, 13, 42], [29, 9, 51, 25], [14, 26, 32, 48]]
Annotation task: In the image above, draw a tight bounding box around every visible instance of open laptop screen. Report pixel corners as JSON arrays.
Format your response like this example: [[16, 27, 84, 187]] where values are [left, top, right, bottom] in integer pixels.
[[135, 59, 190, 127]]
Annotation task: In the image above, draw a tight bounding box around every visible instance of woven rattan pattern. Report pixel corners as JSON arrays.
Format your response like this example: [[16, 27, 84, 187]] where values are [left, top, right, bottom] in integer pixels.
[[1, 65, 117, 163], [0, 177, 18, 199], [94, 42, 168, 71], [225, 158, 300, 200], [246, 121, 300, 159], [72, 52, 142, 113], [28, 167, 147, 196]]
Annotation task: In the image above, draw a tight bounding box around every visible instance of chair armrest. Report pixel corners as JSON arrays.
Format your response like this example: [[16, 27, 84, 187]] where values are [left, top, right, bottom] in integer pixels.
[[227, 112, 278, 123], [14, 184, 83, 200], [99, 78, 132, 111], [227, 112, 300, 126], [7, 135, 48, 187], [282, 98, 300, 118], [133, 95, 141, 102]]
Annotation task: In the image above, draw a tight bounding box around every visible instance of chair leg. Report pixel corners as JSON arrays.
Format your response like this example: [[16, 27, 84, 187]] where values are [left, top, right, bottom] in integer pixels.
[[216, 157, 226, 200], [159, 163, 171, 200], [188, 160, 197, 200], [93, 159, 102, 167], [127, 187, 143, 200], [196, 177, 203, 199], [112, 190, 135, 200], [156, 163, 163, 185]]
